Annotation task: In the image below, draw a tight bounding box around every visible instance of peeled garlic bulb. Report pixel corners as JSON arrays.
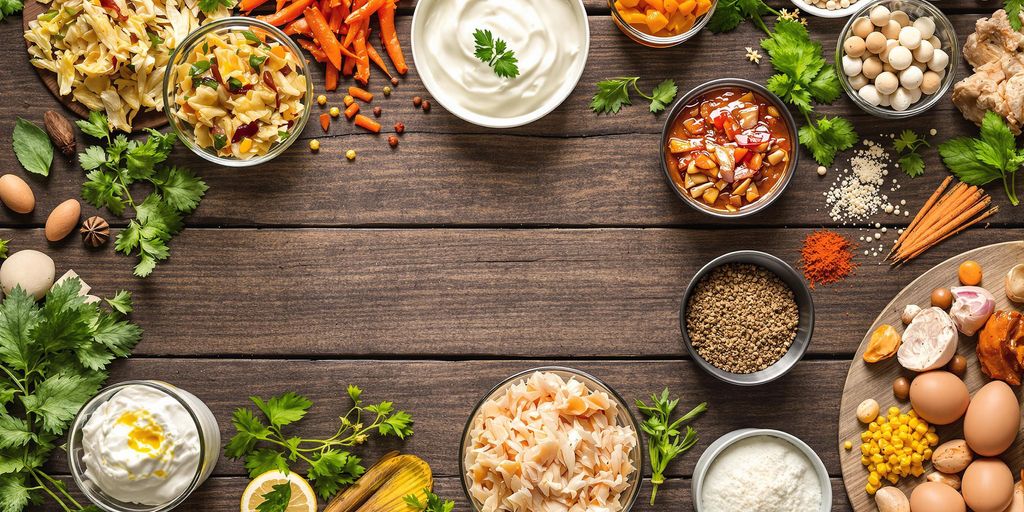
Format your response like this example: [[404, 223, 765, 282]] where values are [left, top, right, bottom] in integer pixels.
[[1007, 264, 1024, 303]]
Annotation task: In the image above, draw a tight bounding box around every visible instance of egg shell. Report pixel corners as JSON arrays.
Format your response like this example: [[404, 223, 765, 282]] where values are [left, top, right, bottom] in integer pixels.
[[844, 36, 867, 58], [891, 10, 911, 26], [870, 4, 891, 26], [882, 20, 902, 40], [863, 56, 884, 79], [866, 31, 888, 54], [914, 16, 936, 40], [1007, 482, 1024, 512], [962, 458, 1014, 512], [0, 250, 55, 300], [875, 71, 900, 95], [0, 174, 36, 214], [45, 199, 81, 242], [853, 16, 875, 38], [899, 25, 922, 49], [910, 371, 969, 425], [964, 381, 1020, 456], [889, 46, 913, 71], [910, 481, 966, 512]]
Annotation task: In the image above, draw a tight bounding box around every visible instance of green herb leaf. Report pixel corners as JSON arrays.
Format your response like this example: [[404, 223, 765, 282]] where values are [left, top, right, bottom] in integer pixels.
[[938, 111, 1023, 206], [1007, 0, 1023, 30], [0, 240, 9, 260], [257, 483, 292, 512], [105, 290, 133, 315], [0, 474, 31, 512], [591, 77, 637, 115], [798, 115, 857, 167], [939, 138, 1001, 185], [151, 166, 208, 213], [21, 372, 102, 435], [13, 118, 53, 177], [649, 79, 678, 113], [242, 30, 262, 44], [404, 488, 455, 512], [472, 29, 519, 79], [893, 129, 926, 153], [0, 0, 24, 21], [252, 392, 313, 428], [899, 152, 925, 178], [249, 54, 268, 69], [213, 133, 229, 150], [245, 448, 290, 477], [190, 60, 212, 76], [194, 76, 219, 90], [892, 130, 929, 178], [708, 0, 772, 32], [635, 389, 707, 505], [76, 111, 110, 140], [147, 30, 164, 48], [307, 450, 364, 499], [197, 0, 233, 13]]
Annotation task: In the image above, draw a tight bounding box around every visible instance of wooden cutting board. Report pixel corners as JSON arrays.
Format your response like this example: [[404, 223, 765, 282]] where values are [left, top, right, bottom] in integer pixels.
[[21, 0, 167, 130], [838, 240, 1024, 511]]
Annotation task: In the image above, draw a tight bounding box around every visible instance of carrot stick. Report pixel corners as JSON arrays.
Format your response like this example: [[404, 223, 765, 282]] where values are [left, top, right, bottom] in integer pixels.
[[908, 187, 980, 250], [887, 176, 952, 259], [276, 0, 288, 14], [342, 54, 356, 76], [897, 197, 991, 260], [348, 86, 373, 102], [297, 38, 328, 63], [353, 26, 370, 85], [304, 6, 343, 69], [320, 113, 331, 132], [896, 207, 999, 263], [900, 184, 971, 251], [256, 0, 313, 26], [344, 102, 359, 119], [342, 0, 365, 47], [329, 4, 345, 32], [367, 44, 393, 79], [377, 0, 407, 74], [283, 18, 313, 36], [239, 0, 270, 12], [325, 62, 339, 91], [344, 0, 383, 24], [354, 114, 380, 132]]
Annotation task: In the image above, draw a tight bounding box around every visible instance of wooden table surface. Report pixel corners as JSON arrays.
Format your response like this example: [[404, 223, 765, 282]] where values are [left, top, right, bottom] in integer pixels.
[[3, 1, 1020, 510]]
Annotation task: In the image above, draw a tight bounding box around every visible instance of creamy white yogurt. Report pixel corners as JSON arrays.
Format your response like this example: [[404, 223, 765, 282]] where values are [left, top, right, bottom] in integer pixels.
[[413, 0, 588, 127], [79, 384, 219, 506]]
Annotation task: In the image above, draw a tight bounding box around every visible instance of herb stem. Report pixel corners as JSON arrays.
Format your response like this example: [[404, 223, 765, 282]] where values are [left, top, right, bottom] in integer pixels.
[[37, 470, 85, 509], [30, 469, 72, 512], [631, 79, 654, 101], [0, 365, 27, 394]]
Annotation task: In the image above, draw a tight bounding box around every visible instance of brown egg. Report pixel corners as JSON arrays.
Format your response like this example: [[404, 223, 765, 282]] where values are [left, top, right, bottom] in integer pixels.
[[910, 371, 969, 425], [910, 481, 966, 512], [45, 199, 81, 242], [0, 174, 36, 213], [932, 287, 953, 309], [964, 381, 1020, 456], [962, 458, 1014, 512], [893, 377, 911, 400], [947, 355, 967, 377]]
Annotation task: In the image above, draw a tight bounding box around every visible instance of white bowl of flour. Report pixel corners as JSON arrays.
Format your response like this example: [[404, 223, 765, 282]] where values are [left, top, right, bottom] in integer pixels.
[[692, 429, 831, 512]]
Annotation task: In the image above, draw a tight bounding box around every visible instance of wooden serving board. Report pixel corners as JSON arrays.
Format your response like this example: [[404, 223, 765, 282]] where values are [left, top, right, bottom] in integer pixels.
[[839, 241, 1024, 511], [21, 0, 167, 131]]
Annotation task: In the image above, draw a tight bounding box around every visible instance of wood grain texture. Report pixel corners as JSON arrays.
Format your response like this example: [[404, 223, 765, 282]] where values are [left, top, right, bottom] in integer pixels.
[[3, 227, 1020, 359], [838, 242, 1024, 511]]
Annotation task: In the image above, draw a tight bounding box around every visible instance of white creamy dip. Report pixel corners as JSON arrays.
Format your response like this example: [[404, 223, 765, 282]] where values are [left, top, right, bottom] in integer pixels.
[[702, 436, 822, 512], [413, 0, 588, 126], [80, 384, 217, 506]]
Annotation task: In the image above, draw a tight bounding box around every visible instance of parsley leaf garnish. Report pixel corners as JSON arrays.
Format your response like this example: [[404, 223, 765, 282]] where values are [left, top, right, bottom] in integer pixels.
[[105, 290, 133, 315], [708, 0, 774, 33], [0, 239, 9, 259], [225, 387, 414, 501], [798, 115, 857, 167], [12, 118, 53, 177], [404, 488, 455, 512], [472, 29, 519, 79], [256, 483, 292, 512], [197, 0, 233, 13], [636, 389, 707, 505], [0, 0, 23, 21], [939, 111, 1024, 206], [1006, 0, 1023, 30], [590, 77, 678, 115], [892, 129, 930, 178]]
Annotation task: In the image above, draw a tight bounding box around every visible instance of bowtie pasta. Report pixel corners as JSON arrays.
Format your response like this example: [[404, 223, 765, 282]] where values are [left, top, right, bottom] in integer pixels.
[[170, 29, 307, 159], [25, 0, 226, 132]]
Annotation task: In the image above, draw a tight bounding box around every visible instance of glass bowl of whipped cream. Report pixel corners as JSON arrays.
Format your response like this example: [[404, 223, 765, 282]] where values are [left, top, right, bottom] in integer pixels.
[[67, 381, 221, 512]]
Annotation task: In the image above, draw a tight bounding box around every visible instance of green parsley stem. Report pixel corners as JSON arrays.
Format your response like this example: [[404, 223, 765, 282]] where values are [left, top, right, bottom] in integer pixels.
[[631, 80, 654, 102], [1006, 171, 1019, 206], [36, 470, 85, 509], [0, 365, 27, 394], [30, 469, 73, 512]]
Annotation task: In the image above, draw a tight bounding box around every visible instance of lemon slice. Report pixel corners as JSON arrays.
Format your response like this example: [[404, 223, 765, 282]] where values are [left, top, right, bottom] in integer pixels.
[[240, 470, 317, 512]]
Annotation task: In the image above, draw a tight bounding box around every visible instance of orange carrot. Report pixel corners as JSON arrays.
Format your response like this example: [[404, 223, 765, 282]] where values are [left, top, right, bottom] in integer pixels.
[[353, 26, 370, 85], [348, 86, 373, 102], [275, 0, 288, 14], [325, 62, 339, 91], [344, 102, 359, 119], [377, 0, 406, 74], [354, 114, 380, 132], [342, 54, 356, 76], [328, 3, 345, 32], [283, 18, 312, 36], [297, 38, 328, 63], [239, 0, 270, 12], [366, 44, 393, 79], [344, 0, 383, 24], [256, 0, 313, 25], [319, 113, 331, 132], [304, 6, 343, 69]]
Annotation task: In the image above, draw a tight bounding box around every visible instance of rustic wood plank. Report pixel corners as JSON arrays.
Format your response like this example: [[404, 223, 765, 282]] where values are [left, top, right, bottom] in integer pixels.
[[2, 227, 1018, 358]]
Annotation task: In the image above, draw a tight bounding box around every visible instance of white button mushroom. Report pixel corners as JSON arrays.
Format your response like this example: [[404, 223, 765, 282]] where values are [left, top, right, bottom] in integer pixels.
[[891, 10, 911, 27], [882, 20, 902, 39], [899, 26, 922, 49], [863, 56, 884, 79], [878, 91, 892, 107], [865, 31, 888, 54], [879, 39, 899, 63], [844, 36, 867, 58], [859, 84, 882, 106], [841, 0, 850, 7], [913, 39, 934, 63], [913, 16, 936, 40], [826, 0, 836, 10], [929, 48, 949, 72], [853, 16, 875, 38], [849, 73, 870, 90], [900, 65, 923, 89], [843, 55, 864, 76], [870, 4, 891, 26], [913, 60, 928, 71], [928, 35, 941, 48], [921, 70, 942, 94], [875, 71, 899, 95], [0, 250, 55, 300], [891, 87, 914, 111], [908, 86, 922, 102], [888, 46, 913, 70]]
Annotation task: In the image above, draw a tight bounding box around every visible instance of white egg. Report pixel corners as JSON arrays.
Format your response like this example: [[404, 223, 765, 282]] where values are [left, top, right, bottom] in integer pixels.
[[929, 48, 949, 71], [863, 56, 884, 79], [850, 73, 870, 90], [891, 87, 914, 111], [914, 40, 934, 63], [843, 55, 864, 76], [841, 0, 850, 7], [845, 36, 867, 58], [888, 46, 913, 70], [899, 26, 922, 49], [921, 71, 942, 94], [870, 4, 891, 26], [0, 250, 55, 300], [859, 84, 882, 106], [875, 71, 899, 95], [826, 0, 836, 9], [914, 16, 936, 40], [900, 66, 923, 89], [891, 10, 911, 26], [853, 16, 875, 38]]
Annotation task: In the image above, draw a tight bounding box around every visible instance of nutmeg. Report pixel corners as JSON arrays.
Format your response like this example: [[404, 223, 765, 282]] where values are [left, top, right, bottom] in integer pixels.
[[80, 216, 110, 248], [44, 110, 76, 156]]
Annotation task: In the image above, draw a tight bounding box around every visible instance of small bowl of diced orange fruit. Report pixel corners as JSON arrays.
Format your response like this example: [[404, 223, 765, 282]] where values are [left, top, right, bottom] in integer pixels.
[[609, 0, 716, 47]]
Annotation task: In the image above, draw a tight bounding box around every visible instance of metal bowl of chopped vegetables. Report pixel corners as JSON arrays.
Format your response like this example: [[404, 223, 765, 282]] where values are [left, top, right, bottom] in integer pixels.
[[679, 250, 815, 386]]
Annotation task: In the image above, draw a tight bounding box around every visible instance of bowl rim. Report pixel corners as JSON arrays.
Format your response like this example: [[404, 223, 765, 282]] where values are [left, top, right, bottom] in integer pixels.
[[835, 0, 959, 119], [678, 250, 815, 386], [660, 78, 800, 219], [606, 0, 718, 47], [162, 16, 313, 167], [457, 366, 644, 512], [409, 0, 590, 129], [789, 0, 866, 19], [691, 428, 832, 512]]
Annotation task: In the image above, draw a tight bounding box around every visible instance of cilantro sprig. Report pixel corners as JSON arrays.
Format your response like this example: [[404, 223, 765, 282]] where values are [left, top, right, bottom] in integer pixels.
[[76, 111, 208, 277], [197, 0, 233, 14], [225, 386, 414, 501], [472, 29, 519, 79], [404, 488, 455, 512], [591, 77, 678, 114], [0, 0, 23, 22], [1006, 0, 1023, 30], [257, 483, 292, 512], [939, 111, 1024, 206], [893, 129, 930, 178], [0, 279, 141, 512], [635, 389, 707, 505]]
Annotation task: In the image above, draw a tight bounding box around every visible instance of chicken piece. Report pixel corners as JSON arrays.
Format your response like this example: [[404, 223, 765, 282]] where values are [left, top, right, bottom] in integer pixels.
[[953, 65, 1008, 131], [953, 10, 1024, 134], [964, 10, 1024, 68], [978, 310, 1022, 385]]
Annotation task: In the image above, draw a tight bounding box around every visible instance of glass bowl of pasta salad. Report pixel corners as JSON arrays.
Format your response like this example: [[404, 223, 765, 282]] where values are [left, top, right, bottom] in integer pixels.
[[163, 17, 312, 167]]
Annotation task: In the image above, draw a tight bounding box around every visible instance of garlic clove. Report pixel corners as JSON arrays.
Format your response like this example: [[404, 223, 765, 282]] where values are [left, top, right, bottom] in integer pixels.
[[1007, 264, 1024, 304]]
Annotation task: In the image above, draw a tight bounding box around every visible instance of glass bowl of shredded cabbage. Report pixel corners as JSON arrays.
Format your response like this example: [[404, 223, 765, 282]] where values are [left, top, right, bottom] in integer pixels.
[[163, 17, 312, 167]]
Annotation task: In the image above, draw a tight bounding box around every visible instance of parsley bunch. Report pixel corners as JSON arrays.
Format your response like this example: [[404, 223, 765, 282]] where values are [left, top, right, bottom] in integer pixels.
[[893, 130, 930, 178], [591, 77, 678, 114], [0, 0, 22, 21], [225, 386, 414, 501], [197, 0, 234, 13], [77, 111, 208, 278], [939, 111, 1024, 206], [1006, 0, 1023, 30], [635, 389, 707, 505], [404, 488, 455, 512], [0, 279, 141, 512], [473, 29, 520, 79]]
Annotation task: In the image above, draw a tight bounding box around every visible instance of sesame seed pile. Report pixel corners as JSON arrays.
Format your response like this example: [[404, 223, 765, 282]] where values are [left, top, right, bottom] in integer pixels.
[[686, 263, 799, 374], [824, 140, 899, 223]]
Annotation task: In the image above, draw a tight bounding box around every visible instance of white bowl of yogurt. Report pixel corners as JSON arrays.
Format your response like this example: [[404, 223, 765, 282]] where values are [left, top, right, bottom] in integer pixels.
[[411, 0, 590, 128], [67, 381, 221, 512]]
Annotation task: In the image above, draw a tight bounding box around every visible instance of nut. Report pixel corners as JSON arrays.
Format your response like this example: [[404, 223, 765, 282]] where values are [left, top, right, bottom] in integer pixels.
[[394, 122, 405, 134], [932, 439, 973, 473], [44, 110, 76, 156], [926, 472, 961, 490], [388, 135, 399, 148], [421, 100, 431, 112], [373, 106, 382, 117], [874, 486, 910, 512], [80, 216, 110, 248], [412, 96, 422, 107], [857, 398, 880, 423], [901, 304, 922, 324], [391, 77, 399, 86]]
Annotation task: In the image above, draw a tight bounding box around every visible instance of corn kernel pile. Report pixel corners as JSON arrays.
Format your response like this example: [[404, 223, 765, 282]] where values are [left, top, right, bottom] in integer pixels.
[[859, 406, 939, 495]]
